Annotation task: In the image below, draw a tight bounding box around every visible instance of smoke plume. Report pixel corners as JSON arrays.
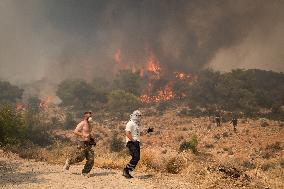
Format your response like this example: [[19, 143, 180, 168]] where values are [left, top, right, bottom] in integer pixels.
[[0, 0, 283, 97]]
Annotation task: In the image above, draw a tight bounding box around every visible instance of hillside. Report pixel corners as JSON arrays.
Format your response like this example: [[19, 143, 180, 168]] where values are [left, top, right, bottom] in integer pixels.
[[2, 110, 282, 188]]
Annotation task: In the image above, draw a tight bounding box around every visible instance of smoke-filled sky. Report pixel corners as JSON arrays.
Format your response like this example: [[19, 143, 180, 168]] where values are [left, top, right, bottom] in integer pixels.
[[0, 0, 283, 86]]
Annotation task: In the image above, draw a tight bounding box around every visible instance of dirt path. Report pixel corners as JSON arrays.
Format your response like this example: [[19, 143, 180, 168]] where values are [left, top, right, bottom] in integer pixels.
[[0, 157, 154, 189], [0, 153, 193, 189]]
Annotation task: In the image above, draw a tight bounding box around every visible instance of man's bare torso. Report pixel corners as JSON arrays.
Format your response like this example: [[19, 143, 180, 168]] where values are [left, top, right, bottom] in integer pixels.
[[75, 120, 92, 141]]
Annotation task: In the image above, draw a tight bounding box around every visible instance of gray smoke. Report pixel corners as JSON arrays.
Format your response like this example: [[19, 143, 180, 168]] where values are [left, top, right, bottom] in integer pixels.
[[0, 0, 283, 97]]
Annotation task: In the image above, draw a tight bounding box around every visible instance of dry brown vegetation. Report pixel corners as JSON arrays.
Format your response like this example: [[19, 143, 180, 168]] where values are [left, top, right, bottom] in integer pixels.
[[2, 108, 284, 188]]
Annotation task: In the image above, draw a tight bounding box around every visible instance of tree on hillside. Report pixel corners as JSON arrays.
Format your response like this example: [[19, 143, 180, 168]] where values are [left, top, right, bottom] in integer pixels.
[[92, 77, 111, 93], [91, 77, 111, 103], [188, 70, 221, 106], [27, 96, 41, 113], [113, 70, 142, 95], [56, 79, 96, 109], [0, 81, 23, 104], [187, 69, 284, 116], [0, 105, 26, 145], [107, 90, 141, 114]]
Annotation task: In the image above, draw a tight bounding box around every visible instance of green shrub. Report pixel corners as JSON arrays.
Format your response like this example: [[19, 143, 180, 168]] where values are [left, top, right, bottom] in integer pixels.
[[0, 81, 23, 104], [205, 143, 214, 148], [64, 112, 76, 130], [51, 116, 63, 129], [156, 101, 171, 112], [0, 105, 26, 145], [56, 79, 106, 109], [24, 111, 52, 146], [179, 134, 198, 154], [242, 160, 256, 170], [113, 70, 142, 95], [110, 133, 124, 152], [107, 90, 141, 114], [261, 142, 282, 159], [27, 97, 41, 113], [0, 105, 52, 147], [261, 163, 275, 171], [260, 121, 269, 127]]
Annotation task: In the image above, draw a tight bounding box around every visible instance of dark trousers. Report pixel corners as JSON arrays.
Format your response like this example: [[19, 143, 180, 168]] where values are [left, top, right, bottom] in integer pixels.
[[69, 141, 94, 174], [125, 141, 140, 171], [233, 124, 237, 131], [216, 119, 221, 126]]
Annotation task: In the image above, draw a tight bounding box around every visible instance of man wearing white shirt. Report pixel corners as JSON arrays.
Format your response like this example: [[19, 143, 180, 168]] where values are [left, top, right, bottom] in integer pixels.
[[123, 110, 153, 179], [123, 110, 141, 179]]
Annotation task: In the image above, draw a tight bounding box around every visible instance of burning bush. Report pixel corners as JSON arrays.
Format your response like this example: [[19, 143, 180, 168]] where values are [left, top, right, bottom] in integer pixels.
[[107, 90, 141, 115]]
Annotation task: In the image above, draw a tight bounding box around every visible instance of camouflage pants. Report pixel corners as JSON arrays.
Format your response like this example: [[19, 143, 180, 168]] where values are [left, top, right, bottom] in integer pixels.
[[69, 142, 94, 174]]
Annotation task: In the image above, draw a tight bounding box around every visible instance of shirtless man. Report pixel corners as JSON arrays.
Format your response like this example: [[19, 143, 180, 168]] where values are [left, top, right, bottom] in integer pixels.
[[63, 111, 95, 176]]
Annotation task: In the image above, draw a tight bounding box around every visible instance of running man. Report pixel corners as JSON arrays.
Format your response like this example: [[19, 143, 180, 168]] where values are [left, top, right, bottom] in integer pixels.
[[122, 110, 153, 179], [63, 111, 95, 176]]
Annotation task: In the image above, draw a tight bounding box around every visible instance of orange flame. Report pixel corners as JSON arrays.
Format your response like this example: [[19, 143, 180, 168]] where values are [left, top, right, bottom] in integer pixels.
[[112, 49, 197, 104], [140, 83, 175, 103], [146, 54, 161, 76], [174, 72, 190, 80], [114, 49, 122, 64], [39, 96, 54, 109], [16, 103, 26, 111]]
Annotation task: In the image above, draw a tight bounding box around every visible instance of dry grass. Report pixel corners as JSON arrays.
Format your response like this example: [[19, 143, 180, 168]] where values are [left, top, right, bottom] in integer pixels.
[[139, 148, 161, 170], [5, 139, 75, 164], [95, 153, 126, 169], [5, 110, 284, 188], [165, 155, 186, 174]]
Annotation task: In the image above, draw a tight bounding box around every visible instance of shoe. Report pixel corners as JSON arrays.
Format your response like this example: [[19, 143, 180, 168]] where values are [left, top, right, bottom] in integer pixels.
[[63, 159, 70, 170], [82, 173, 91, 177], [123, 168, 133, 179]]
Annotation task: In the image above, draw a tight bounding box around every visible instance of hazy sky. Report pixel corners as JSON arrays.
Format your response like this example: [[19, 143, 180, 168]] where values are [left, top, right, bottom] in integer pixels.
[[0, 0, 283, 86]]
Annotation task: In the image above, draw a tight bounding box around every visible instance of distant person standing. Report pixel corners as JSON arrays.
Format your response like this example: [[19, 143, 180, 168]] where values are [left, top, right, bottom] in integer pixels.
[[230, 117, 238, 132], [63, 111, 96, 176], [215, 114, 221, 127]]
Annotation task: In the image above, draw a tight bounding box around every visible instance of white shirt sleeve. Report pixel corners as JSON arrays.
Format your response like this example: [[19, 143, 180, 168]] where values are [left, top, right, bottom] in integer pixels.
[[125, 121, 133, 132]]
